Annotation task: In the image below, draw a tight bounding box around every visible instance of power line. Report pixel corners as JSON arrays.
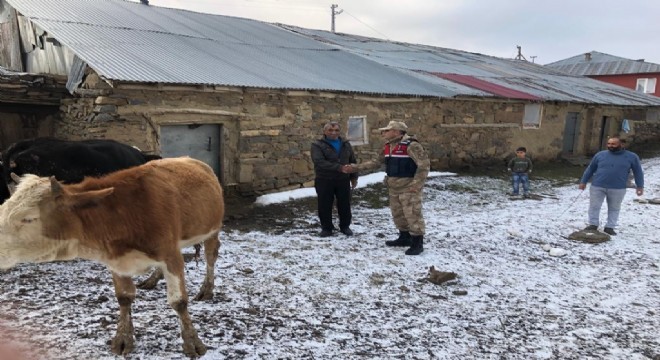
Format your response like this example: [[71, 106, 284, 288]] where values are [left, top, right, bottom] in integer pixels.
[[342, 10, 390, 40]]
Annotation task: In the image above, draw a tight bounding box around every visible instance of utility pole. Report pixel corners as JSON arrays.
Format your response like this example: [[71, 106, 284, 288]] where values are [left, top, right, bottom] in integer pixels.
[[331, 4, 343, 33], [530, 56, 537, 63], [515, 45, 527, 61]]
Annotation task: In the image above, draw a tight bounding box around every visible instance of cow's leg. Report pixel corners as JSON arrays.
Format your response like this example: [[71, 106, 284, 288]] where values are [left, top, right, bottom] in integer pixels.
[[194, 231, 220, 301], [110, 273, 136, 355], [137, 268, 163, 289], [163, 254, 207, 357]]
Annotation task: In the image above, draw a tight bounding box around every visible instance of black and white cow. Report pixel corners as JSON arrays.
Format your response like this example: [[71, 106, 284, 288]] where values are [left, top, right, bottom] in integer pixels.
[[0, 137, 160, 204]]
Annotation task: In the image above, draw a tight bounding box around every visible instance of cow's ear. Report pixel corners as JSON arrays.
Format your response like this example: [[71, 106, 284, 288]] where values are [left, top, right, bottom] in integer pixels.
[[50, 176, 65, 197], [70, 188, 115, 209], [10, 172, 21, 184]]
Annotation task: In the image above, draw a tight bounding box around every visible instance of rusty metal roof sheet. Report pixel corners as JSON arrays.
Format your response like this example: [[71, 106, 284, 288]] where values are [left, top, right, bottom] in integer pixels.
[[546, 51, 660, 76], [431, 73, 541, 100]]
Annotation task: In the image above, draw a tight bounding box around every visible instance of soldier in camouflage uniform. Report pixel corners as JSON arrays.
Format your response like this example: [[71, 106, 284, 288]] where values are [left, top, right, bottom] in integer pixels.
[[351, 120, 430, 255]]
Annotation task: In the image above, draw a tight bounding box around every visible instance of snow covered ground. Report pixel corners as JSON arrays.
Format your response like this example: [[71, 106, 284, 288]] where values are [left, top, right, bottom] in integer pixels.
[[1, 157, 659, 360]]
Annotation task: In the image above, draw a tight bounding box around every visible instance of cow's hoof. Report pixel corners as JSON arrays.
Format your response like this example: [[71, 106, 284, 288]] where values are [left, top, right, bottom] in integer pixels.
[[110, 333, 135, 355], [193, 284, 214, 301], [183, 338, 207, 358], [137, 269, 163, 289], [137, 278, 158, 289]]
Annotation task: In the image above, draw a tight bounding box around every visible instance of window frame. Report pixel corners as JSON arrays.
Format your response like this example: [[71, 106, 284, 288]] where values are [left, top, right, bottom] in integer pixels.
[[636, 78, 657, 94], [346, 115, 368, 145], [522, 103, 543, 129]]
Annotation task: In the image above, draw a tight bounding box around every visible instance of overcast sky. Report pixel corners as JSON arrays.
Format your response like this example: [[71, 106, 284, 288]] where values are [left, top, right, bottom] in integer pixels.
[[133, 0, 659, 65]]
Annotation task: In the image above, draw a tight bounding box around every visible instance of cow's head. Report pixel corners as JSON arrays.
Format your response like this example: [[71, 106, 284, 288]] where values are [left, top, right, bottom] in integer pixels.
[[0, 175, 113, 269]]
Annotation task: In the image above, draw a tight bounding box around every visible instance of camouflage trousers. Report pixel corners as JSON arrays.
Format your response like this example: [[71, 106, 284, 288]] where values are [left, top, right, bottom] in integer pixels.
[[389, 190, 425, 236]]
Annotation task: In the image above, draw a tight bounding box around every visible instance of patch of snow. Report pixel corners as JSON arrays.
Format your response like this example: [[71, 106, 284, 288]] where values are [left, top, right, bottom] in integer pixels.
[[0, 159, 658, 359], [255, 171, 455, 205]]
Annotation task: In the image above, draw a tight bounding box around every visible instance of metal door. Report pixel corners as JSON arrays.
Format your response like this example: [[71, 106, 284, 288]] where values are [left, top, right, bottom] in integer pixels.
[[160, 124, 221, 176], [562, 112, 579, 154]]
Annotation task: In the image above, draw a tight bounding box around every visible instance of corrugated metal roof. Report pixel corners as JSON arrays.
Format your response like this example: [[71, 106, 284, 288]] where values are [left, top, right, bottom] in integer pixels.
[[6, 0, 456, 97], [280, 26, 660, 106], [546, 51, 660, 76], [5, 0, 660, 106]]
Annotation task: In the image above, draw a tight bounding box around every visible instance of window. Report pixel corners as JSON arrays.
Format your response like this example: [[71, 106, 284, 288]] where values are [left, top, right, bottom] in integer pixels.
[[636, 78, 657, 93], [347, 116, 368, 145], [522, 104, 542, 129]]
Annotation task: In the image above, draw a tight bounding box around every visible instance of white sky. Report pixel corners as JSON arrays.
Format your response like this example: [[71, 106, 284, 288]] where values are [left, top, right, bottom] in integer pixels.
[[131, 0, 660, 65]]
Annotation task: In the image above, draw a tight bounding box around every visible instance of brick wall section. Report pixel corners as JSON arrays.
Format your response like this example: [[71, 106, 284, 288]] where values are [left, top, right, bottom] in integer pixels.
[[55, 71, 660, 195]]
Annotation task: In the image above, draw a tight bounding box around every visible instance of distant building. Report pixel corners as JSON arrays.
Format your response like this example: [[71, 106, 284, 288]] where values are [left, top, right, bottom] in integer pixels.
[[546, 51, 660, 97]]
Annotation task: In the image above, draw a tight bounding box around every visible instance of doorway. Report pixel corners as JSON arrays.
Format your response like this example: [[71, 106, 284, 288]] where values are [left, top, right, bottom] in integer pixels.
[[598, 116, 613, 150], [562, 112, 580, 154]]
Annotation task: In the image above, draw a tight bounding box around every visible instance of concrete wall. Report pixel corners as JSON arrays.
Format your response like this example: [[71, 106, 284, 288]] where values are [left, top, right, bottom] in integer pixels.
[[54, 70, 660, 195]]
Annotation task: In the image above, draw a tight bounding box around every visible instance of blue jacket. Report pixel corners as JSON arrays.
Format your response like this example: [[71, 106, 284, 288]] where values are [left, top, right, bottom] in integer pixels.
[[580, 149, 644, 189]]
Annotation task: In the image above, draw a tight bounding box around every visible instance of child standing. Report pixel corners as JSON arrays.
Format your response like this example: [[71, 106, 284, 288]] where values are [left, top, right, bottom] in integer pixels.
[[507, 147, 533, 197]]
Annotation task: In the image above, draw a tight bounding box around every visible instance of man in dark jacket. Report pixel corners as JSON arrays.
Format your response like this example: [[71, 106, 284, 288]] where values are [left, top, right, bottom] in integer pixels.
[[311, 122, 358, 237]]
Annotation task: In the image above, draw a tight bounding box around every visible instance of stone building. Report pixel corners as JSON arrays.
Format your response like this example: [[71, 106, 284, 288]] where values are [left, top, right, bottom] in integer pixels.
[[2, 0, 660, 195]]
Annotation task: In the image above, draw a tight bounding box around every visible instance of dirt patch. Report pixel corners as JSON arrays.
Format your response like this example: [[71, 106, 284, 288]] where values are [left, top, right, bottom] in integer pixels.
[[222, 185, 388, 234], [223, 193, 316, 233]]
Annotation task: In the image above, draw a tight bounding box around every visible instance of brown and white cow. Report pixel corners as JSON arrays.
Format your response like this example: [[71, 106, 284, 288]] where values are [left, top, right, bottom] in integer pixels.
[[0, 157, 224, 357]]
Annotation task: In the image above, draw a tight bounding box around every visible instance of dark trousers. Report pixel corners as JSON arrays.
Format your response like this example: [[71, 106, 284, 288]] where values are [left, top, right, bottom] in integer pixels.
[[315, 177, 352, 231]]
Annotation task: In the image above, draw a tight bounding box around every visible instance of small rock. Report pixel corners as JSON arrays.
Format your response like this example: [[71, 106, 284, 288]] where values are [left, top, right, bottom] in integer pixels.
[[568, 230, 610, 244], [452, 290, 468, 296], [508, 230, 522, 237], [541, 244, 552, 252], [548, 248, 568, 257]]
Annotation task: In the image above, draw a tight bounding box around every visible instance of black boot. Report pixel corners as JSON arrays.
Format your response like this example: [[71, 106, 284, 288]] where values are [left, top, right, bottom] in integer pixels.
[[405, 235, 424, 255], [385, 231, 412, 247]]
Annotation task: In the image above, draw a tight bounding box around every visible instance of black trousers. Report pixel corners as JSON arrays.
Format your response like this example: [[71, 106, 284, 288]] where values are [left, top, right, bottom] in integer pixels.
[[314, 177, 352, 231]]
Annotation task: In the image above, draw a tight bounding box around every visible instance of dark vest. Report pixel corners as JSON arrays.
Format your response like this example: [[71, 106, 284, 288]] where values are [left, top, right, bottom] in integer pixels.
[[384, 140, 417, 178]]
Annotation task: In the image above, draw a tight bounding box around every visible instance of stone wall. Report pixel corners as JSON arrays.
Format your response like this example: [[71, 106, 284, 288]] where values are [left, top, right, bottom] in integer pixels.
[[54, 70, 659, 195], [0, 71, 67, 147]]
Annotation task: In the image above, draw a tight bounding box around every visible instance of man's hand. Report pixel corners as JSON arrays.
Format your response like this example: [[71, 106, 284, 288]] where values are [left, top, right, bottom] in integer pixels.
[[636, 188, 644, 196], [578, 183, 586, 190], [340, 165, 357, 174]]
